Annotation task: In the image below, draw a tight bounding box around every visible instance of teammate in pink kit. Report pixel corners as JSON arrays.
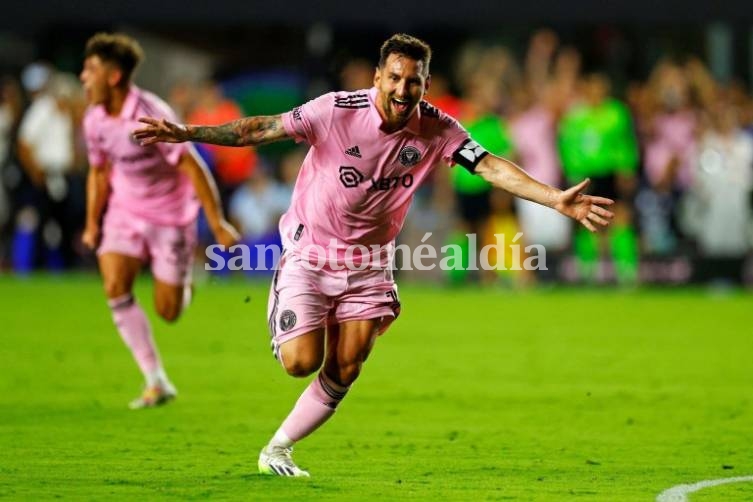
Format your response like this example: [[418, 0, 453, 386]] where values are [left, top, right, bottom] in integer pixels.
[[134, 34, 614, 475], [80, 33, 239, 409]]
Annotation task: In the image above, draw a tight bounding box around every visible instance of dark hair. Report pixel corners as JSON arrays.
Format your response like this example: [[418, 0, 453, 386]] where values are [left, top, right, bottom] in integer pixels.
[[84, 33, 144, 86], [379, 34, 432, 75]]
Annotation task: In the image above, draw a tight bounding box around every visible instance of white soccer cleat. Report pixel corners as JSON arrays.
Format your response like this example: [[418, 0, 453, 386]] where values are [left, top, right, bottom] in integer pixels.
[[258, 445, 310, 477], [128, 382, 177, 410]]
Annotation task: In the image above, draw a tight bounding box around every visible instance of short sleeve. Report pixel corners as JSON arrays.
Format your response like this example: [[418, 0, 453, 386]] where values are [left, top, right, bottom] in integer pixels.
[[439, 115, 489, 172], [281, 93, 335, 146], [82, 110, 107, 168]]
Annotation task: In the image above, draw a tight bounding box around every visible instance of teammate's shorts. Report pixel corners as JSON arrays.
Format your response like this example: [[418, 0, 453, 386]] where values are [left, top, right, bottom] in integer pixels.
[[98, 209, 197, 287], [267, 250, 401, 360]]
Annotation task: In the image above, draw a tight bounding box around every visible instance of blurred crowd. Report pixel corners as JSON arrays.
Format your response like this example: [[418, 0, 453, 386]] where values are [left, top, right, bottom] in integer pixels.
[[1, 28, 752, 284]]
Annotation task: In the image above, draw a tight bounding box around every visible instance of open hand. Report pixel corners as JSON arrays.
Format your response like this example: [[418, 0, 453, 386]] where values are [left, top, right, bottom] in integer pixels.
[[554, 179, 614, 232], [132, 117, 189, 145], [81, 224, 101, 250]]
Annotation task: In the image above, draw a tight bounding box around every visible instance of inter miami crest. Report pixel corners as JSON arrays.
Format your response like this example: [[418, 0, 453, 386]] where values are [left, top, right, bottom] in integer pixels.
[[398, 146, 421, 167], [279, 310, 297, 332]]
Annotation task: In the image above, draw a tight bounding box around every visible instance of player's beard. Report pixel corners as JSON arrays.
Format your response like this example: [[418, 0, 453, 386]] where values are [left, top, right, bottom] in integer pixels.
[[383, 93, 416, 129]]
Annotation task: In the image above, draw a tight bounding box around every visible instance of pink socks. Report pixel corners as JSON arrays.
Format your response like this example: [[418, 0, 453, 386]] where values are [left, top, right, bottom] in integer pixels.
[[108, 293, 161, 379], [275, 371, 349, 445]]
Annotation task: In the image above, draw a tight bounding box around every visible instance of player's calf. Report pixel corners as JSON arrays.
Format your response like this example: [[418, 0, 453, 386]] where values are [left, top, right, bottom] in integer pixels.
[[153, 283, 187, 323], [155, 298, 182, 322]]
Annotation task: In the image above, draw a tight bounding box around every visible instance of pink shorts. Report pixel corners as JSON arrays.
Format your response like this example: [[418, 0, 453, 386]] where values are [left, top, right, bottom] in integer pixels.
[[267, 250, 401, 359], [98, 209, 197, 286]]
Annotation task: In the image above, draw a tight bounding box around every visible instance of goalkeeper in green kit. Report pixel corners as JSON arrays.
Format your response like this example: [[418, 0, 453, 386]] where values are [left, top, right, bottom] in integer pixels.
[[558, 72, 639, 284]]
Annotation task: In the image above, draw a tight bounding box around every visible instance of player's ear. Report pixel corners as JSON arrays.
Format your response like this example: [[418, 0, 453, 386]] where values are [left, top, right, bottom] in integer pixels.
[[107, 67, 123, 88], [424, 74, 432, 94], [373, 66, 381, 87]]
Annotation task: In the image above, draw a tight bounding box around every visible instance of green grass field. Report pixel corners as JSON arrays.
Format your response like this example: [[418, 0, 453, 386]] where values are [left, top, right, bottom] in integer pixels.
[[1, 275, 751, 501]]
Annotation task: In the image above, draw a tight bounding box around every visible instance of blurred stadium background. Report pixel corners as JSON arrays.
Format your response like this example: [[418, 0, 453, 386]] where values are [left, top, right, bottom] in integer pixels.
[[1, 3, 752, 500], [1, 1, 753, 283]]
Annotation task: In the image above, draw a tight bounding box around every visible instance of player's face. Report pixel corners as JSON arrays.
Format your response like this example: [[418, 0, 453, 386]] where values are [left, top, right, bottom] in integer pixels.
[[374, 53, 430, 130], [79, 55, 116, 105]]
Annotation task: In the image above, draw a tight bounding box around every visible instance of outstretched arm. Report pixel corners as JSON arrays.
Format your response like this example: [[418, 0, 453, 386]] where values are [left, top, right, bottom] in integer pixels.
[[475, 154, 614, 232], [133, 115, 290, 147]]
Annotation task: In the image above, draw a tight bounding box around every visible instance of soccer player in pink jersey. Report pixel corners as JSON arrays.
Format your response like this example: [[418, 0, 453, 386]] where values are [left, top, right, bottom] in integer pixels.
[[134, 34, 614, 475], [80, 33, 239, 409]]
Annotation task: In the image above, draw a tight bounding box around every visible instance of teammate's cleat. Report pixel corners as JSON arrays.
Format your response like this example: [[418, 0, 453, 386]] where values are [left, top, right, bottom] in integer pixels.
[[258, 445, 310, 477], [128, 382, 177, 409]]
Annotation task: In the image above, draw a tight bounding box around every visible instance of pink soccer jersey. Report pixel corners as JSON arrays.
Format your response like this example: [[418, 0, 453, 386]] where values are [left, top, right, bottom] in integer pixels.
[[83, 86, 199, 226], [281, 87, 483, 266]]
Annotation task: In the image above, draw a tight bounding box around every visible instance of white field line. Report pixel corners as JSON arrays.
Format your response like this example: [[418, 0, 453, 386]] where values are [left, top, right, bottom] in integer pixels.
[[657, 475, 753, 501]]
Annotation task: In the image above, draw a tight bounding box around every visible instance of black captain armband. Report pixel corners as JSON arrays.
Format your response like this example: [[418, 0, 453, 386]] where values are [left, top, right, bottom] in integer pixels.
[[452, 139, 489, 173]]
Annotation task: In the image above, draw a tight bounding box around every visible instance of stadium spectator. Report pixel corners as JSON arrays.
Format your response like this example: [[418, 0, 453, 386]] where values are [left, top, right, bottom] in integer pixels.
[[558, 72, 640, 284], [15, 68, 81, 271], [79, 33, 239, 409], [637, 61, 698, 255], [681, 89, 753, 281]]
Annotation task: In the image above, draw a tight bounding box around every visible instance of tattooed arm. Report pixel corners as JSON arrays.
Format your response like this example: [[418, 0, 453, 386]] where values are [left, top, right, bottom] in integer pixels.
[[133, 115, 289, 147]]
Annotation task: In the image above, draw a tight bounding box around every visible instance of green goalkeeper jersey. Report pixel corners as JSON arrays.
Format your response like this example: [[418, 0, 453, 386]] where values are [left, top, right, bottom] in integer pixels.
[[557, 98, 639, 180], [451, 114, 514, 195]]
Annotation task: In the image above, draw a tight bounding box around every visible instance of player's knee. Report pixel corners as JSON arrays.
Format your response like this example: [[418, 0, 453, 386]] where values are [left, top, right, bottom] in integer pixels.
[[155, 298, 182, 323], [282, 352, 322, 378], [332, 362, 362, 387], [103, 279, 129, 299]]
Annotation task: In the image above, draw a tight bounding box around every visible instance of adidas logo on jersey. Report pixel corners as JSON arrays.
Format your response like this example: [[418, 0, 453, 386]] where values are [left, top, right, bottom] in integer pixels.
[[345, 145, 362, 158]]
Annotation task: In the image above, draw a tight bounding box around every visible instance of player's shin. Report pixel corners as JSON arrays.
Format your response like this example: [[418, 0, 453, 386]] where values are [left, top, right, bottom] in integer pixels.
[[271, 371, 349, 447]]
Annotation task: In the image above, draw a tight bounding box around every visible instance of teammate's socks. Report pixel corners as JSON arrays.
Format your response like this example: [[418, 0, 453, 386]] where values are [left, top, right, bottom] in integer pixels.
[[108, 293, 162, 378]]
